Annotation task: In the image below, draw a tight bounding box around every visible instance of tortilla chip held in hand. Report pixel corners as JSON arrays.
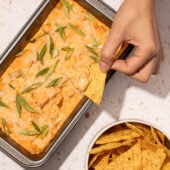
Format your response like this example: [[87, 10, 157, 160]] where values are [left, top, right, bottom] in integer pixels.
[[84, 43, 128, 105], [84, 63, 106, 105]]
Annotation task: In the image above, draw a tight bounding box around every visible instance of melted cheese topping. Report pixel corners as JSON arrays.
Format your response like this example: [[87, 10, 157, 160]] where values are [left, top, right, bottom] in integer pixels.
[[0, 0, 109, 154]]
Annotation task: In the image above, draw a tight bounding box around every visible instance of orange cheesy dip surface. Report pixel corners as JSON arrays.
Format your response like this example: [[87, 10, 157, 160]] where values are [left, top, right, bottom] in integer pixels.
[[0, 0, 109, 154]]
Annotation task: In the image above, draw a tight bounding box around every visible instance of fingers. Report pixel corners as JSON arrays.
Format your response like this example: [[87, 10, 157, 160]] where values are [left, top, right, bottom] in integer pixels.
[[111, 44, 156, 75], [99, 26, 123, 73], [130, 55, 159, 82]]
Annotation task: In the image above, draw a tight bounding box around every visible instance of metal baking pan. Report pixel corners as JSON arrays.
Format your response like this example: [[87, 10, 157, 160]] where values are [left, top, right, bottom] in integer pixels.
[[0, 0, 133, 167]]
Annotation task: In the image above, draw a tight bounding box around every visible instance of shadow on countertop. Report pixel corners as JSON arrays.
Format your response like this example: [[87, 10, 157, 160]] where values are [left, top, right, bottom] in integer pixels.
[[24, 0, 170, 170]]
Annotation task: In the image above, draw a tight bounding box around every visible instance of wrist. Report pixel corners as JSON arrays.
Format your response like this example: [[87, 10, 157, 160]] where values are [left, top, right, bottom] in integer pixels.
[[123, 0, 155, 12]]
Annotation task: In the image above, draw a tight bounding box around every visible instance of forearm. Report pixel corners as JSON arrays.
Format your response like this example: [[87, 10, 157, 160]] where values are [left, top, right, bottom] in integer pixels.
[[122, 0, 155, 14]]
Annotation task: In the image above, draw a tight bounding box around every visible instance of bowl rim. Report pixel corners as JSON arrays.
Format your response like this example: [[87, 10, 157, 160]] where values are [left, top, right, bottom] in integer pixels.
[[85, 118, 170, 170]]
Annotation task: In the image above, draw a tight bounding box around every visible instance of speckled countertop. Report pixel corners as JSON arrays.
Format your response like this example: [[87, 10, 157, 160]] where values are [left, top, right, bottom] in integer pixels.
[[0, 0, 170, 170]]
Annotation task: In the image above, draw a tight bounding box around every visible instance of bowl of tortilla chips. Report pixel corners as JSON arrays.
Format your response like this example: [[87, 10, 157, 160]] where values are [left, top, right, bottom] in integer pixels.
[[86, 119, 170, 170]]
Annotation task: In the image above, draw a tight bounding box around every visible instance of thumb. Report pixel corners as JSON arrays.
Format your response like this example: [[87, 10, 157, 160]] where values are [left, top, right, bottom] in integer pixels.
[[99, 30, 123, 73]]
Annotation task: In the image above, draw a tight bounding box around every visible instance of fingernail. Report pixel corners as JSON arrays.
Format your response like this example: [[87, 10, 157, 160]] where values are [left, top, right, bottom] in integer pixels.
[[99, 61, 109, 72]]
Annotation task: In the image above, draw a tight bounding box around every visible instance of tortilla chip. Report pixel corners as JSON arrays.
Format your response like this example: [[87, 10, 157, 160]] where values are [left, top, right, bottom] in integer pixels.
[[150, 126, 170, 157], [116, 145, 131, 155], [84, 63, 106, 105], [162, 162, 170, 170], [105, 143, 142, 170], [156, 129, 165, 145], [85, 43, 127, 105], [96, 129, 141, 144], [91, 152, 110, 170], [88, 153, 101, 168], [90, 139, 135, 155], [110, 151, 119, 161], [142, 148, 166, 170], [114, 42, 128, 60], [150, 126, 162, 145], [125, 122, 144, 136]]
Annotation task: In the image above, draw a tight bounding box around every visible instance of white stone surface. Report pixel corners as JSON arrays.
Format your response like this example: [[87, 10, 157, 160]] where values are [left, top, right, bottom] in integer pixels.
[[0, 0, 42, 55], [0, 0, 170, 170]]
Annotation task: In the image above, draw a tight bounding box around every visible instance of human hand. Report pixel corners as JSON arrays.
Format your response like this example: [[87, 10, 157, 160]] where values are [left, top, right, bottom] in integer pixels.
[[99, 0, 163, 82]]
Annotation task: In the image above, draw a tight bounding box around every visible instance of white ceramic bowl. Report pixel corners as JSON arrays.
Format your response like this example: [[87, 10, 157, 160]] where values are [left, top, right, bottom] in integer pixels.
[[85, 119, 170, 170]]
